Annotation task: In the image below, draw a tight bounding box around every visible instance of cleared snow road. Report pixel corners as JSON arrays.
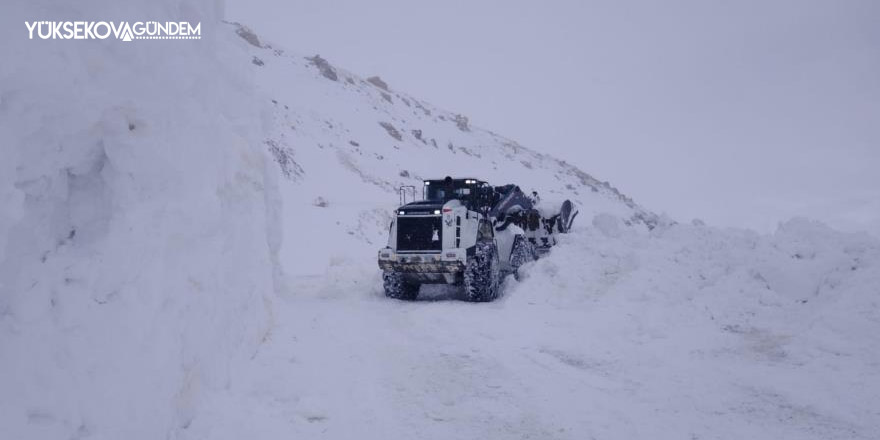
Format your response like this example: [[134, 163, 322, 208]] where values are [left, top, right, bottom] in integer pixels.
[[189, 220, 880, 440]]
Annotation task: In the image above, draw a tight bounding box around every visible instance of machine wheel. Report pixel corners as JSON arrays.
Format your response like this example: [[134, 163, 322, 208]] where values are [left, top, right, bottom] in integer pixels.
[[383, 271, 419, 300], [509, 235, 537, 280], [464, 240, 501, 302]]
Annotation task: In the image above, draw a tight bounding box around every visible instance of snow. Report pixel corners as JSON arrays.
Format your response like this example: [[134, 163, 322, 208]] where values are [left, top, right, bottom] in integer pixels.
[[183, 217, 880, 440], [1, 1, 278, 438], [1, 3, 879, 439]]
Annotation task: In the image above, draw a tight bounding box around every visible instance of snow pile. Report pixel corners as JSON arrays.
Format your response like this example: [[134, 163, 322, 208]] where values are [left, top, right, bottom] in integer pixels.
[[503, 216, 880, 438], [0, 1, 278, 438]]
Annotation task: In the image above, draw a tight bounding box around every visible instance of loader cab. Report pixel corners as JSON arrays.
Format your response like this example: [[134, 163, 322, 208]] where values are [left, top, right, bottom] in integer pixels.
[[423, 177, 490, 211]]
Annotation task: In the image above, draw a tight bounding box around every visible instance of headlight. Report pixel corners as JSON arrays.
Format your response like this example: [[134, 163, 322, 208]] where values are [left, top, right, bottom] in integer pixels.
[[434, 209, 441, 215], [398, 210, 405, 215]]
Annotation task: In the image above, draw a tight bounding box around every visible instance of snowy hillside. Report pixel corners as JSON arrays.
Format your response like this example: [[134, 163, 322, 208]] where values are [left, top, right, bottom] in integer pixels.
[[226, 23, 659, 275], [1, 6, 879, 440]]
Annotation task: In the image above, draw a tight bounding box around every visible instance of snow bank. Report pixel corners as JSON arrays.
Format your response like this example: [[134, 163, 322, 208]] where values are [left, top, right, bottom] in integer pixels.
[[0, 1, 278, 439], [505, 214, 880, 438]]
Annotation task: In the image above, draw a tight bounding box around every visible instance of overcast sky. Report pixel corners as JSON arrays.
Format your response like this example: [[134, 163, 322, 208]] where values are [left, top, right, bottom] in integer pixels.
[[227, 0, 880, 236]]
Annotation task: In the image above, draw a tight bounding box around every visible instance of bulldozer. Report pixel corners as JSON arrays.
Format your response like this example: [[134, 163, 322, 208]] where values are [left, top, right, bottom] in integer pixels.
[[378, 176, 577, 301]]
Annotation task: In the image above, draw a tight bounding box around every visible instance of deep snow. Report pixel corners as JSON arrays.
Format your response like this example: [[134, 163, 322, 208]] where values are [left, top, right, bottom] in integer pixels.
[[1, 2, 278, 438], [184, 218, 880, 440], [1, 3, 878, 440]]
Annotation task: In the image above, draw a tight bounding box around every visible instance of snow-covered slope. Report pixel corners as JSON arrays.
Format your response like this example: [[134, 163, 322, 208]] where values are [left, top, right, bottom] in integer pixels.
[[1, 7, 878, 440], [226, 23, 659, 276]]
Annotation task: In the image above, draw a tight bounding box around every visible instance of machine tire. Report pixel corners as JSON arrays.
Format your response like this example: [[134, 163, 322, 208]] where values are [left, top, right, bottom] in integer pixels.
[[464, 240, 501, 302], [509, 235, 537, 280], [383, 271, 419, 300]]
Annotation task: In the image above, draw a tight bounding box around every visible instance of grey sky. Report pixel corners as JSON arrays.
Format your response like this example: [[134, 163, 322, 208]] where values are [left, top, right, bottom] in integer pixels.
[[227, 0, 880, 236]]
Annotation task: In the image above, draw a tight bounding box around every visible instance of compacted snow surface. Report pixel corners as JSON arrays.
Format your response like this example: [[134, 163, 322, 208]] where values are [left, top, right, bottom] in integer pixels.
[[190, 218, 880, 440], [1, 3, 879, 439]]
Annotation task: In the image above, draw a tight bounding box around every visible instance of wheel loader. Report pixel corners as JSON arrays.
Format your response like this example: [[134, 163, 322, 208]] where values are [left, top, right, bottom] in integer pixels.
[[378, 176, 577, 301]]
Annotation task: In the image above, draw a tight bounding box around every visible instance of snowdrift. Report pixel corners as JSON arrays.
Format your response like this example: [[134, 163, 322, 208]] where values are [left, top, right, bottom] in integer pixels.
[[500, 216, 880, 438], [1, 2, 278, 438]]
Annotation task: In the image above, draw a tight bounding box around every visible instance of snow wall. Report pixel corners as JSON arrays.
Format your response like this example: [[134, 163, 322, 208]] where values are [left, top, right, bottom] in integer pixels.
[[0, 1, 280, 438]]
